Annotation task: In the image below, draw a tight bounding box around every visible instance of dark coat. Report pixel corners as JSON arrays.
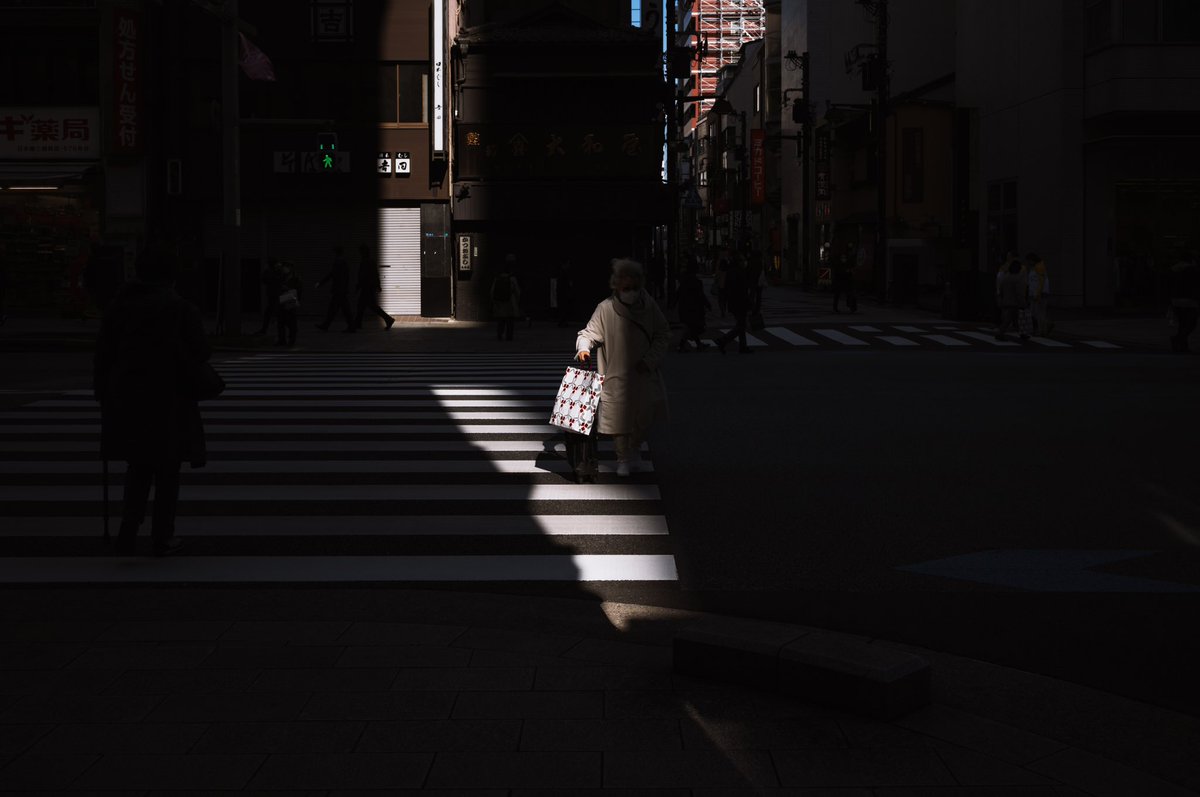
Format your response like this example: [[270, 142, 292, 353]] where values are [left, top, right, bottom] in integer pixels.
[[94, 282, 210, 467], [318, 255, 350, 295], [724, 265, 751, 314], [356, 255, 381, 294]]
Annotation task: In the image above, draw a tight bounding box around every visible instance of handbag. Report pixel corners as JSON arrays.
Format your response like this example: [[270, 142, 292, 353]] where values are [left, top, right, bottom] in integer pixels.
[[279, 288, 300, 311], [549, 362, 603, 436]]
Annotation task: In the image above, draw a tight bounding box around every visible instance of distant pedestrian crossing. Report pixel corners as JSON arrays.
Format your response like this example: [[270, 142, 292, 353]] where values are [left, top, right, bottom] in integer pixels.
[[0, 353, 677, 585], [693, 323, 1128, 352]]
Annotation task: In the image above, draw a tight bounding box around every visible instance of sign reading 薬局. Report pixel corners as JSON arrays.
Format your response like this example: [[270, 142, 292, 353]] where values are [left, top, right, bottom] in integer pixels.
[[0, 107, 98, 159]]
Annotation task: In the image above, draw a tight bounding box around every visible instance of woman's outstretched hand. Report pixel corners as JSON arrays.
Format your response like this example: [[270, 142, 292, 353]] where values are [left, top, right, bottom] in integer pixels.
[[576, 350, 590, 362]]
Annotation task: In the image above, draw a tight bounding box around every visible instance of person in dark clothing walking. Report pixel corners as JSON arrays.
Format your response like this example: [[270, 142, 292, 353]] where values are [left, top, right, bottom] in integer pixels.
[[94, 241, 210, 557], [491, 254, 521, 341], [255, 259, 286, 335], [715, 256, 753, 354], [352, 243, 395, 331], [276, 260, 301, 347], [673, 266, 711, 352], [832, 251, 857, 313], [995, 258, 1028, 341], [315, 245, 354, 332], [553, 259, 575, 327], [1169, 250, 1199, 353]]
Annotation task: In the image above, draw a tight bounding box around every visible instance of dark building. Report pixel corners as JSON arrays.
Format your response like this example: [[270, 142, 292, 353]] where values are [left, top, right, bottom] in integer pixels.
[[450, 2, 668, 321]]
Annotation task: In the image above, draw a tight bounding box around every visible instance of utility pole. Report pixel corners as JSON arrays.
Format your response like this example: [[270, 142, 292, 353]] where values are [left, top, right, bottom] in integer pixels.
[[871, 0, 889, 301], [800, 52, 810, 287], [219, 0, 241, 335]]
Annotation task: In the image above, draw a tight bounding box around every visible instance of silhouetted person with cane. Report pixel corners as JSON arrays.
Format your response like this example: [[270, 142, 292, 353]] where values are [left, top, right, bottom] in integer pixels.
[[94, 241, 210, 556]]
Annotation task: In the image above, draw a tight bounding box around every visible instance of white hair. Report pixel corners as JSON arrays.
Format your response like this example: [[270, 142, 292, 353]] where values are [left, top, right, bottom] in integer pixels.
[[609, 258, 644, 290]]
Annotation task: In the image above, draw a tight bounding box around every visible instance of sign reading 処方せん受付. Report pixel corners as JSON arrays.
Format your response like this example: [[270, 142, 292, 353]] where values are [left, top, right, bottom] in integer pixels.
[[0, 108, 100, 159]]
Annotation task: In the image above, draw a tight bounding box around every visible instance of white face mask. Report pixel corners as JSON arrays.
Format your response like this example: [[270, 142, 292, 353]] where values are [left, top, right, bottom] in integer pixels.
[[618, 289, 639, 304]]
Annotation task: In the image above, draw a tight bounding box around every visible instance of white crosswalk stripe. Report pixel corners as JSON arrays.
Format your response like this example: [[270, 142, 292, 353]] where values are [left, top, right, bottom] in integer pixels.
[[814, 329, 869, 346], [0, 353, 677, 585]]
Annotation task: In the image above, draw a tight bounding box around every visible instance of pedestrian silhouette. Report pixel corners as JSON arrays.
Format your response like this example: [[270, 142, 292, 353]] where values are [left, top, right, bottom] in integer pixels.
[[94, 241, 210, 556], [553, 258, 574, 327], [673, 265, 711, 352], [315, 244, 355, 332], [352, 243, 395, 331], [832, 249, 857, 313], [255, 258, 287, 335], [491, 253, 521, 341], [276, 260, 302, 346], [575, 258, 671, 477], [715, 256, 753, 354], [1168, 249, 1199, 353], [995, 258, 1028, 342]]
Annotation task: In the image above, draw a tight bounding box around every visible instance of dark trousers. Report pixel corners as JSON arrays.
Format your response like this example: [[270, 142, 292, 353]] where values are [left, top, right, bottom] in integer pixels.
[[256, 298, 279, 333], [1172, 307, 1198, 352], [833, 283, 857, 311], [717, 310, 748, 350], [277, 308, 298, 345], [497, 318, 515, 340], [320, 293, 354, 329], [118, 461, 182, 547], [997, 306, 1019, 337], [354, 293, 392, 328]]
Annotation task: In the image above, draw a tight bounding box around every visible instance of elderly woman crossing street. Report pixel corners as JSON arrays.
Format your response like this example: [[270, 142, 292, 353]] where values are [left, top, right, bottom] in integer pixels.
[[575, 258, 670, 477]]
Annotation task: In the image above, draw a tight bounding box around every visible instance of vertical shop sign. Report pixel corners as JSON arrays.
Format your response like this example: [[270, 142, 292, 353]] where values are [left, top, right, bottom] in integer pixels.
[[112, 7, 142, 154], [815, 128, 831, 201], [431, 0, 445, 156], [750, 129, 765, 205]]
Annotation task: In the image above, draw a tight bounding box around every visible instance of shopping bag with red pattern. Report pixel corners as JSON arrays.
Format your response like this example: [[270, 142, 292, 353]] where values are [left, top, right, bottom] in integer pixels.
[[549, 366, 604, 435]]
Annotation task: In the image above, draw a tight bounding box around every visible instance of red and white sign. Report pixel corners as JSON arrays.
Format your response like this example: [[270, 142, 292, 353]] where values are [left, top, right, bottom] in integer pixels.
[[112, 7, 142, 154], [0, 107, 99, 159], [750, 128, 765, 206]]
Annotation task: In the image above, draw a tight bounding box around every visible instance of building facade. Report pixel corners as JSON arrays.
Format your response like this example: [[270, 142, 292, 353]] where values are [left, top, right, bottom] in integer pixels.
[[450, 2, 667, 322]]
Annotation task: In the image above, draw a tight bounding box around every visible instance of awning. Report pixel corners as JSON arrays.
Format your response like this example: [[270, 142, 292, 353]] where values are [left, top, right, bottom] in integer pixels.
[[0, 161, 98, 185]]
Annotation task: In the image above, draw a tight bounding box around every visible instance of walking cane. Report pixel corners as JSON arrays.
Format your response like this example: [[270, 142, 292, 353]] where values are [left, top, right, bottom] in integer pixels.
[[102, 456, 110, 544]]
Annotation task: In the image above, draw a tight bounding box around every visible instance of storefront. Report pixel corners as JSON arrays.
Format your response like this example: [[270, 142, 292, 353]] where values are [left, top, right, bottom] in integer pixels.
[[0, 107, 105, 314]]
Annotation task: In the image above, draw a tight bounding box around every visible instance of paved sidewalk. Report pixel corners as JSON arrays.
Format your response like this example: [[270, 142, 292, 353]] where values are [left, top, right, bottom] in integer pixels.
[[1, 587, 1197, 794]]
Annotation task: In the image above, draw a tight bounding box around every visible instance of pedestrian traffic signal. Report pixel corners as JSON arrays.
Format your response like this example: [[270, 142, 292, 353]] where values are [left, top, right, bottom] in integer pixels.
[[317, 133, 338, 171]]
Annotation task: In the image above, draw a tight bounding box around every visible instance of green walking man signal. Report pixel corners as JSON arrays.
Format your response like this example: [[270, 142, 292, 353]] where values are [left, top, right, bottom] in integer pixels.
[[318, 133, 338, 171]]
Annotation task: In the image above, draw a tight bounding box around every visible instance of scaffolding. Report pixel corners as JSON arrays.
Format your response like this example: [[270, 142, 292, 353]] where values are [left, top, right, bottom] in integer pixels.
[[680, 0, 766, 128]]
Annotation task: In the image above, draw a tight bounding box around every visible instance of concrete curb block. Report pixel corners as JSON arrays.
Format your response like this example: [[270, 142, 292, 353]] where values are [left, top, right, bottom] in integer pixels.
[[674, 616, 931, 720]]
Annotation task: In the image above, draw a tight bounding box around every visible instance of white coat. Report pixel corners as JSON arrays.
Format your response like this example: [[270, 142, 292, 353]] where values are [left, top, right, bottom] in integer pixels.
[[575, 291, 670, 436]]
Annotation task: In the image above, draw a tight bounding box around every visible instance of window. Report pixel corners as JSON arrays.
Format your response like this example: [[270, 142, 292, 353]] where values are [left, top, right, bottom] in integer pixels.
[[1160, 0, 1200, 41], [901, 128, 924, 203], [379, 63, 428, 125]]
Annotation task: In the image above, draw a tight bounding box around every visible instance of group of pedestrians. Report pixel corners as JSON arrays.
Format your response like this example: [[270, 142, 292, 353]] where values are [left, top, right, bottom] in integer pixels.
[[252, 243, 395, 344], [994, 252, 1052, 342], [672, 250, 762, 355]]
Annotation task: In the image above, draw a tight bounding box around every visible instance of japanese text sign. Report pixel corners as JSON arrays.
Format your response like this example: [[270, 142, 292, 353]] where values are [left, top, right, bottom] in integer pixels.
[[112, 7, 142, 154], [0, 107, 98, 159]]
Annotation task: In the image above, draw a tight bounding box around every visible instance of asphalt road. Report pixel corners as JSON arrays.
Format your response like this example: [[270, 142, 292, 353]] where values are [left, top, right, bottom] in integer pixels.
[[3, 346, 1199, 717]]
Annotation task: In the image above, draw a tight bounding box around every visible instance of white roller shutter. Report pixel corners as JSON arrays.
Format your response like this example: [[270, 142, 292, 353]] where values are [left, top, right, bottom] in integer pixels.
[[378, 207, 421, 315]]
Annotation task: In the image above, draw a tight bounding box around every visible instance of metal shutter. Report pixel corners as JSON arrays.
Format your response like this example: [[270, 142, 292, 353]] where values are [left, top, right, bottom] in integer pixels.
[[378, 207, 421, 315]]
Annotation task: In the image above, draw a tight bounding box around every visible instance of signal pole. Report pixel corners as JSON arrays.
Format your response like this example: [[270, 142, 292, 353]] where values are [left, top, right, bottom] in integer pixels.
[[220, 0, 241, 334]]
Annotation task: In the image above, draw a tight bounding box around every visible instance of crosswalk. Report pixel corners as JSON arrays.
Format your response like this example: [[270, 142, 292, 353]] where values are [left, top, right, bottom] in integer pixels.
[[694, 323, 1127, 352], [0, 354, 678, 585]]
